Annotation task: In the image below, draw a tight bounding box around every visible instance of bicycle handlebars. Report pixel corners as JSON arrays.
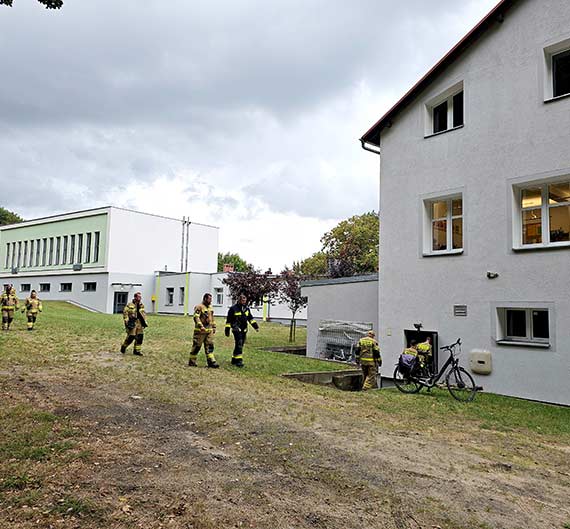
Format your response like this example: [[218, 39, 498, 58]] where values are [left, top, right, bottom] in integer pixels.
[[440, 338, 461, 350]]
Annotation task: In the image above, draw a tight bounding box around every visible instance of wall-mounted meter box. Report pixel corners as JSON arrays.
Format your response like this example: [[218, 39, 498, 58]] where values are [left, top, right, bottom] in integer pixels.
[[469, 349, 492, 375]]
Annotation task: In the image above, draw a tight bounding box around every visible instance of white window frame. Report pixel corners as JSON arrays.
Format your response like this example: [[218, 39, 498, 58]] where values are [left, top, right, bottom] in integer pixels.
[[496, 307, 551, 347], [422, 193, 464, 256], [424, 81, 464, 137], [514, 178, 570, 249], [39, 283, 51, 293], [214, 287, 224, 306], [166, 287, 174, 306], [60, 283, 73, 293], [83, 282, 97, 292], [543, 37, 570, 101], [20, 283, 31, 293]]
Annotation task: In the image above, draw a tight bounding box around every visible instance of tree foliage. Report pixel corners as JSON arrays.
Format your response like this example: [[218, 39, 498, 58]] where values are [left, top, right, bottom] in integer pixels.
[[217, 252, 253, 273], [293, 251, 327, 277], [222, 270, 279, 307], [297, 212, 379, 278], [277, 269, 308, 320], [0, 207, 24, 226], [1, 0, 63, 8]]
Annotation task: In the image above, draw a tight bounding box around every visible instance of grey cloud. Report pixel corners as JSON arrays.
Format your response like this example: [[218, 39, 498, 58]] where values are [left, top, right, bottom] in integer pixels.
[[0, 0, 498, 221]]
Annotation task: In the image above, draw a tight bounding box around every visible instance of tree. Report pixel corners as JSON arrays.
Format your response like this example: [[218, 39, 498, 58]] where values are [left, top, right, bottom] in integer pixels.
[[277, 269, 308, 342], [321, 211, 379, 277], [222, 270, 279, 307], [217, 252, 253, 273], [294, 251, 327, 278], [0, 207, 24, 226], [0, 0, 63, 8]]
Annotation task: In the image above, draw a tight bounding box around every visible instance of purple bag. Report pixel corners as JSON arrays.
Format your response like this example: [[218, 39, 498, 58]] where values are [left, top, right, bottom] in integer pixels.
[[399, 353, 418, 374]]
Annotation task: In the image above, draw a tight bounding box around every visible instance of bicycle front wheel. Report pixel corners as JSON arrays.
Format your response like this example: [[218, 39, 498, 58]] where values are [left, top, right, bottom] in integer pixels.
[[446, 367, 476, 402], [393, 366, 421, 394]]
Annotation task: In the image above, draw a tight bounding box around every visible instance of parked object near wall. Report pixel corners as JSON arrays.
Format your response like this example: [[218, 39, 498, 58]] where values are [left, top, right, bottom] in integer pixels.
[[315, 320, 373, 363]]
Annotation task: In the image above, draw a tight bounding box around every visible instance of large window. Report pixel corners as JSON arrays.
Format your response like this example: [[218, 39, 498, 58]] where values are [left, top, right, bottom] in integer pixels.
[[85, 232, 92, 263], [55, 237, 61, 265], [48, 237, 54, 266], [77, 234, 83, 264], [93, 231, 100, 262], [426, 83, 464, 136], [519, 181, 570, 246], [497, 308, 550, 345], [35, 239, 40, 267], [5, 243, 10, 269], [22, 241, 28, 268], [62, 236, 68, 265], [427, 196, 463, 253], [41, 239, 47, 266], [70, 235, 76, 264]]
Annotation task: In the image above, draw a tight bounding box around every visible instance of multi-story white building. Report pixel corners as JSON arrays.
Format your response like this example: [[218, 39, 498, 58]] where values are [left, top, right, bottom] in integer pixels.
[[361, 0, 570, 405], [0, 207, 218, 313]]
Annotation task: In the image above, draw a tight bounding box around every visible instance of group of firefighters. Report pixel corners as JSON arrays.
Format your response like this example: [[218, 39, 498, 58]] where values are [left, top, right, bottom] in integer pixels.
[[354, 331, 432, 390], [1, 284, 43, 331], [119, 291, 259, 368], [3, 284, 431, 390]]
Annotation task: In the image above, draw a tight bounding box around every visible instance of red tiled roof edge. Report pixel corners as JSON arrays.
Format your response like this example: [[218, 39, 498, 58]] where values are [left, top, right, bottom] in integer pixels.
[[360, 0, 518, 147]]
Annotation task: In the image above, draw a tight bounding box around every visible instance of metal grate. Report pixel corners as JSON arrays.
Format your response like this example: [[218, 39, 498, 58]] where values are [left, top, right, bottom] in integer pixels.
[[315, 320, 373, 363], [453, 305, 468, 317]]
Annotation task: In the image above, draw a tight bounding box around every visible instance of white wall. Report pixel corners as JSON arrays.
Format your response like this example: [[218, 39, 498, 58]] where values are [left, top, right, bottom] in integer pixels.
[[4, 272, 109, 313], [106, 208, 183, 275], [302, 277, 378, 358], [187, 223, 219, 273], [375, 0, 570, 405]]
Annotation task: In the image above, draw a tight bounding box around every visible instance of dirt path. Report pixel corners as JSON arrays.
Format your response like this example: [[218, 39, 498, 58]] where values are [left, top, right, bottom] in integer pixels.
[[1, 357, 569, 529]]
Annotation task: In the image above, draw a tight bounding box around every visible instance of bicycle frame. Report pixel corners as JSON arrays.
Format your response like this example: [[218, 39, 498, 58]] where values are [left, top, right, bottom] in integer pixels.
[[409, 339, 461, 389]]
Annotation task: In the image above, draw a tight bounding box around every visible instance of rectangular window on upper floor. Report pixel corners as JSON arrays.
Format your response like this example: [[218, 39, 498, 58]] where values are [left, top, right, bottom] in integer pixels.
[[425, 81, 464, 137], [422, 194, 463, 256], [513, 178, 570, 249], [544, 38, 570, 101]]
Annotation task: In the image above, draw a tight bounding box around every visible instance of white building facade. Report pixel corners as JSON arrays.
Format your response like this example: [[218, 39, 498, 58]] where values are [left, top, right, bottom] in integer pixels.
[[155, 271, 307, 324], [361, 0, 570, 405], [0, 207, 218, 314]]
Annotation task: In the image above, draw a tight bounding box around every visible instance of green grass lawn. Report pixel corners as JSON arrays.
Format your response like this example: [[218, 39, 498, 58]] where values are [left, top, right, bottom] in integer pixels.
[[1, 302, 570, 529]]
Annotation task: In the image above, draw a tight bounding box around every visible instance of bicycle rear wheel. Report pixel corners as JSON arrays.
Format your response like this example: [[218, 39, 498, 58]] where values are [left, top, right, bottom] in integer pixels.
[[393, 366, 421, 394], [446, 367, 476, 402]]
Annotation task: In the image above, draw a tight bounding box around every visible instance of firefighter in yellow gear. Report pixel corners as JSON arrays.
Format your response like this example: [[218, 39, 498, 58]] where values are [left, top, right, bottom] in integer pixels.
[[188, 293, 219, 368], [1, 285, 19, 331], [22, 290, 42, 331], [416, 337, 433, 371], [355, 330, 381, 390], [120, 292, 148, 356]]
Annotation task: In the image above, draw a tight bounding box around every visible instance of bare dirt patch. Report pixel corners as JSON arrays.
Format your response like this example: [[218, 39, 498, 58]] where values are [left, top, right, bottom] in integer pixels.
[[1, 355, 569, 529]]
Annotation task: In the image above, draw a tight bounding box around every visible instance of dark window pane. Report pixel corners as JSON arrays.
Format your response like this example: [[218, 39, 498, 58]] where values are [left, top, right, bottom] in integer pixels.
[[506, 310, 526, 338], [532, 311, 549, 339], [453, 91, 464, 127], [549, 205, 570, 242], [452, 218, 463, 249], [553, 49, 570, 98], [433, 101, 448, 133]]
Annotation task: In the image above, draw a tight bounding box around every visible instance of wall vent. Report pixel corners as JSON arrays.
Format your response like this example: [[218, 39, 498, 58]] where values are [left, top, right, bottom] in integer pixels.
[[73, 264, 83, 271], [453, 305, 468, 317]]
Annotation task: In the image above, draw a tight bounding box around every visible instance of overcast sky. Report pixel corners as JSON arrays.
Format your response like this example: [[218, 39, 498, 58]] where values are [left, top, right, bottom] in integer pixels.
[[0, 0, 498, 270]]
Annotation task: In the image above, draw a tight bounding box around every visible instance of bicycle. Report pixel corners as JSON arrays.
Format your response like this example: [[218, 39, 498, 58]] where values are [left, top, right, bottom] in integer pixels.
[[393, 338, 478, 402]]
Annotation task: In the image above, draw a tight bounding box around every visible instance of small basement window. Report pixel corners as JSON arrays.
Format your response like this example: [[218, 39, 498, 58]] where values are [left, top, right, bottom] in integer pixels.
[[497, 307, 550, 346], [83, 282, 97, 292], [39, 283, 51, 293], [20, 283, 31, 292], [60, 283, 72, 292]]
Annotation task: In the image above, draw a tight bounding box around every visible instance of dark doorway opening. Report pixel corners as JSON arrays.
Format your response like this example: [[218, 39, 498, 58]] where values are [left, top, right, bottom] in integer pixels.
[[404, 329, 439, 375], [113, 292, 128, 314]]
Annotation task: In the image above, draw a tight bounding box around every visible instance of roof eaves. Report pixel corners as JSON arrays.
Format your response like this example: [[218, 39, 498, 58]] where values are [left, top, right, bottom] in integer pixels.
[[360, 0, 516, 147]]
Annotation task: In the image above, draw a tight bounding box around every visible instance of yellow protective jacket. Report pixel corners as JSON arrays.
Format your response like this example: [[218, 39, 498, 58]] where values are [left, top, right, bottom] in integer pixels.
[[193, 303, 216, 333], [123, 302, 147, 328], [356, 337, 381, 366], [24, 297, 42, 315], [0, 291, 19, 310]]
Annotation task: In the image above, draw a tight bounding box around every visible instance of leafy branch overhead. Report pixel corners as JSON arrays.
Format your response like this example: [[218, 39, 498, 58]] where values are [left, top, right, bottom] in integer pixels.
[[0, 0, 63, 8]]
